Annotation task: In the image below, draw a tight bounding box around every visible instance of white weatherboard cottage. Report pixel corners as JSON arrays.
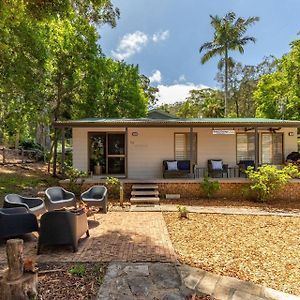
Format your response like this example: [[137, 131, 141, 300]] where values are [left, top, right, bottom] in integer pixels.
[[55, 110, 300, 179]]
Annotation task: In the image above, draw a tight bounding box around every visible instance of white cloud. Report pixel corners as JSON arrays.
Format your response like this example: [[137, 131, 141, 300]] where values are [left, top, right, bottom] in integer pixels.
[[111, 31, 148, 60], [152, 30, 170, 42], [112, 29, 169, 60], [156, 83, 210, 105], [149, 70, 162, 83]]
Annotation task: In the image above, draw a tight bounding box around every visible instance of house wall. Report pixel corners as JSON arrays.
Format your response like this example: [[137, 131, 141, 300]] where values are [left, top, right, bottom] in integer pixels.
[[72, 127, 126, 172], [72, 127, 298, 178]]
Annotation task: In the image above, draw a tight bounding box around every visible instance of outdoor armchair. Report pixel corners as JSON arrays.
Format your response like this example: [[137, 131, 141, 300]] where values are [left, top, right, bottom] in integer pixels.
[[80, 185, 108, 213], [37, 209, 89, 253], [207, 159, 228, 178], [0, 207, 39, 239], [45, 187, 76, 211], [4, 193, 46, 216]]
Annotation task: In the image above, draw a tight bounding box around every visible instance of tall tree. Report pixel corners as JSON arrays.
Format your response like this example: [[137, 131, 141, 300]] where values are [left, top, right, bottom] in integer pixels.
[[199, 12, 259, 116], [216, 56, 276, 117], [254, 39, 300, 120]]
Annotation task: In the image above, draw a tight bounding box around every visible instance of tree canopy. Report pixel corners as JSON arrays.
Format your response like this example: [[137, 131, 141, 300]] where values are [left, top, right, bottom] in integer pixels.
[[254, 40, 300, 120]]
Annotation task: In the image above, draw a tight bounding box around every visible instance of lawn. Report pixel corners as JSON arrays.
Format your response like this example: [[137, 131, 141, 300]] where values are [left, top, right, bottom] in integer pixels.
[[164, 212, 300, 296], [0, 164, 59, 206]]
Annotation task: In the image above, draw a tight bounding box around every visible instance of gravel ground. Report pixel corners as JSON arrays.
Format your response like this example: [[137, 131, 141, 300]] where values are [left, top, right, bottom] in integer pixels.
[[164, 212, 300, 296]]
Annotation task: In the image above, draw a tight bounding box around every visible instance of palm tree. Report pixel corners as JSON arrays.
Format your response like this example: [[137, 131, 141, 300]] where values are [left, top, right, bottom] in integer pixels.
[[199, 12, 259, 117]]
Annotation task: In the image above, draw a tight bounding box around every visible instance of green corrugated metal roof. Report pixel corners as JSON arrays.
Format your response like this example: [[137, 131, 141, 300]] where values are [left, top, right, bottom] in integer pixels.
[[54, 116, 300, 128]]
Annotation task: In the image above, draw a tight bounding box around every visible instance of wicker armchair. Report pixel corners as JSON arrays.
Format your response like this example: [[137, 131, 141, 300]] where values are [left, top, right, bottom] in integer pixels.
[[207, 159, 228, 178]]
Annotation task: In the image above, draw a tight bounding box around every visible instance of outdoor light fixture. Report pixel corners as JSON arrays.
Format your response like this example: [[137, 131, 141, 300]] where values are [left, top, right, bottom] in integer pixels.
[[132, 132, 138, 136], [288, 132, 294, 136]]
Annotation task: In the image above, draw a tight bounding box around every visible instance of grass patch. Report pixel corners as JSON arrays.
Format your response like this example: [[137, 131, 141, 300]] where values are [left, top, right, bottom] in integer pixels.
[[164, 212, 300, 296], [0, 164, 58, 206]]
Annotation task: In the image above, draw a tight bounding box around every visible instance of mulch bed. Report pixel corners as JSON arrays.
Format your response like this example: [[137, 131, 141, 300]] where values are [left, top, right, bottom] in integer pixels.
[[37, 262, 107, 299], [164, 212, 300, 296]]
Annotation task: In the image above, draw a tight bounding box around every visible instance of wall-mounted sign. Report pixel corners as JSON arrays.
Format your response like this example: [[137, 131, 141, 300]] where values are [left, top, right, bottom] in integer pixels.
[[212, 129, 235, 135]]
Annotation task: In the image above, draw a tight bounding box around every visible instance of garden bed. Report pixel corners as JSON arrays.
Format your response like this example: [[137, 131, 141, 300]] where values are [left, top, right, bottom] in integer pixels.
[[164, 212, 300, 296], [37, 262, 107, 299]]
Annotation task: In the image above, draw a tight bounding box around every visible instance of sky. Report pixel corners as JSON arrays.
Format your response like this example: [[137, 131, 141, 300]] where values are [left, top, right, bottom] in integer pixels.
[[98, 0, 300, 106]]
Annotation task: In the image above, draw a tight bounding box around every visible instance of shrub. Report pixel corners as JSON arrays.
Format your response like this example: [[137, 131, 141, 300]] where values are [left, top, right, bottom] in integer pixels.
[[177, 205, 189, 218], [245, 164, 300, 202], [65, 166, 87, 196], [105, 176, 121, 199], [201, 176, 220, 199]]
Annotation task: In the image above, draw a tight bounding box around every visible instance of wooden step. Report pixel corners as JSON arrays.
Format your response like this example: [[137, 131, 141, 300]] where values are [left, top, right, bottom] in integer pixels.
[[130, 197, 160, 204], [131, 190, 159, 196], [132, 184, 158, 190]]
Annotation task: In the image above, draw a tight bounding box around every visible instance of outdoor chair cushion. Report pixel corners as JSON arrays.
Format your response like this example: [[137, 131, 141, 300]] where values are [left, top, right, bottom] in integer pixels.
[[0, 207, 39, 239], [211, 160, 223, 170], [167, 161, 178, 171], [4, 194, 46, 216], [80, 185, 108, 213], [45, 187, 76, 211], [177, 161, 190, 171], [207, 159, 228, 178]]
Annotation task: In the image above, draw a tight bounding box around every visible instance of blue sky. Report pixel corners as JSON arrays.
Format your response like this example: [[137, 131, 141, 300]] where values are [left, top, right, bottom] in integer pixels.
[[99, 0, 300, 105]]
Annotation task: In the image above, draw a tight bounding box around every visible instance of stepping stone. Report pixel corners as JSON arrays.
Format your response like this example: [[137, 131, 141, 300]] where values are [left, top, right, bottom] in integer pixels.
[[122, 264, 150, 276], [127, 276, 152, 297], [150, 263, 181, 289]]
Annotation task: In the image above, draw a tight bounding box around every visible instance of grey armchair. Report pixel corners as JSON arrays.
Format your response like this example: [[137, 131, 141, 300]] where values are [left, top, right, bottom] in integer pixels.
[[0, 207, 39, 239], [208, 159, 228, 178], [80, 185, 108, 213], [4, 194, 46, 216], [45, 187, 76, 211], [37, 209, 89, 253]]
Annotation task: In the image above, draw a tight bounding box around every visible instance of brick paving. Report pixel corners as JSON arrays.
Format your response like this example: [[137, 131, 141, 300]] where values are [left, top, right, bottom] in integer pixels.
[[0, 212, 177, 264]]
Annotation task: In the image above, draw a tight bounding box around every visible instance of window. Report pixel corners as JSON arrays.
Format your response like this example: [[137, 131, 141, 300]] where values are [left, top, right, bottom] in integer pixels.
[[174, 133, 197, 162], [236, 133, 255, 162], [262, 133, 283, 165]]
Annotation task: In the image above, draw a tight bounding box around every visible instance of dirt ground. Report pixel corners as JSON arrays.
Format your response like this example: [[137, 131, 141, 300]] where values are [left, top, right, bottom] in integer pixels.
[[38, 262, 106, 300], [164, 212, 300, 296], [0, 163, 58, 206]]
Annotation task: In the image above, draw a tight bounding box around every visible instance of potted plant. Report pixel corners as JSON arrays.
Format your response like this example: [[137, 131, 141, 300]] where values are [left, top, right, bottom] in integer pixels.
[[91, 138, 105, 175]]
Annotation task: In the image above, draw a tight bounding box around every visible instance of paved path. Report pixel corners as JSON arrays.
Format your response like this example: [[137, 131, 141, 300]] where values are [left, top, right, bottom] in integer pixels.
[[180, 264, 300, 300], [130, 204, 300, 217], [0, 212, 176, 264]]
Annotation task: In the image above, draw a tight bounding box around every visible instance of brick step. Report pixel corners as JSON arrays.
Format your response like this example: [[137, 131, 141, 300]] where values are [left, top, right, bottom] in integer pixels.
[[132, 184, 158, 190], [131, 190, 159, 196], [130, 197, 160, 204]]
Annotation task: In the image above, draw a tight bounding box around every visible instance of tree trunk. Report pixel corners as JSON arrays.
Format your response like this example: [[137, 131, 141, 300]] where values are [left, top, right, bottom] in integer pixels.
[[224, 48, 229, 117], [0, 239, 38, 300], [52, 127, 58, 177]]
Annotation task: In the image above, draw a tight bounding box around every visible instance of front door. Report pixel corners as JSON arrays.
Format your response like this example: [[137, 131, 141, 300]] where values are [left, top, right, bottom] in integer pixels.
[[89, 132, 126, 176]]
